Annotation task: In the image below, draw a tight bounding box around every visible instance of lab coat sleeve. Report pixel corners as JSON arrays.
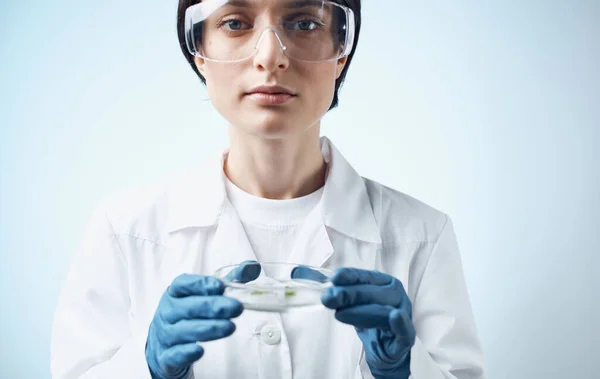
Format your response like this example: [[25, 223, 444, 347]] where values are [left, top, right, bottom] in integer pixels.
[[408, 215, 486, 379], [360, 215, 486, 379], [51, 202, 153, 379]]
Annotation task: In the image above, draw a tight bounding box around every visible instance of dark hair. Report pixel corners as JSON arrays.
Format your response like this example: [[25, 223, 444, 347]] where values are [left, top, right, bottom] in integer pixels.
[[176, 0, 362, 111]]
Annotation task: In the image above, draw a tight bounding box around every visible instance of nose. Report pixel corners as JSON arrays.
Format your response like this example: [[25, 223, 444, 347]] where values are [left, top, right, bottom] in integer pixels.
[[252, 27, 290, 72]]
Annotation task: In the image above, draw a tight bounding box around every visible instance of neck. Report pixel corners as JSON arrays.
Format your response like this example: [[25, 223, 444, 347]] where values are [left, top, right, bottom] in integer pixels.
[[224, 123, 326, 200]]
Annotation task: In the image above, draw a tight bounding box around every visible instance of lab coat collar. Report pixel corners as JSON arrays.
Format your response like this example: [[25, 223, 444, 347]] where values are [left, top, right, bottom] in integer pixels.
[[165, 136, 382, 245]]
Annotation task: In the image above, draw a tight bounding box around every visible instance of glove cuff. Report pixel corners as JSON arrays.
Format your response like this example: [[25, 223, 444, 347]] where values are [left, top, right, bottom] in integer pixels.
[[146, 339, 191, 379], [149, 365, 191, 379], [369, 351, 411, 379]]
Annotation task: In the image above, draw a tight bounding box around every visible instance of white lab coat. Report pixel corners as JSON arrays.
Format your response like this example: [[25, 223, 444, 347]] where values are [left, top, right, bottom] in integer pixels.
[[51, 136, 486, 379]]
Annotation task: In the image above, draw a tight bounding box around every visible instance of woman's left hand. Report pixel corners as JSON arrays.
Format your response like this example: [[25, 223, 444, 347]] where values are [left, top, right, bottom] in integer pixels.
[[322, 268, 416, 379]]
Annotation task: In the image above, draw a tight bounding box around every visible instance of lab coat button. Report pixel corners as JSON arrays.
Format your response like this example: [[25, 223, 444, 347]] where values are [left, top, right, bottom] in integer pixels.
[[260, 324, 281, 345]]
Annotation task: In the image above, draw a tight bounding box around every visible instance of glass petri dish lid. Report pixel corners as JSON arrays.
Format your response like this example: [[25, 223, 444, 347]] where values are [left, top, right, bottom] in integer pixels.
[[214, 261, 333, 312]]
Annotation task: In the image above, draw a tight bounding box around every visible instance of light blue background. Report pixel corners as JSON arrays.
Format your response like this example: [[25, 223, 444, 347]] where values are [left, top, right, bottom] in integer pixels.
[[1, 0, 598, 378]]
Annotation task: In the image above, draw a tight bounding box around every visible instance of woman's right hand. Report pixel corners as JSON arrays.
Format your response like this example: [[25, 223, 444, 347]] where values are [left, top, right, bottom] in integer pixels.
[[145, 262, 260, 379]]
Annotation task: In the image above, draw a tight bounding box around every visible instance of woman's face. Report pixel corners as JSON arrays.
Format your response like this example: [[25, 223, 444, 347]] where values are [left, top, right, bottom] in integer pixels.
[[194, 1, 348, 140]]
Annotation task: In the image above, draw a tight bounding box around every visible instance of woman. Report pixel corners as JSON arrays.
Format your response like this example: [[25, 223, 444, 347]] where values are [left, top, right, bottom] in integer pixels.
[[51, 1, 486, 378]]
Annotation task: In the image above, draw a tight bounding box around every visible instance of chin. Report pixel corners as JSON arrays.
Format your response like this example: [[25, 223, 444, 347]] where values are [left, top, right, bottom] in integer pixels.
[[237, 112, 305, 140], [245, 122, 299, 140]]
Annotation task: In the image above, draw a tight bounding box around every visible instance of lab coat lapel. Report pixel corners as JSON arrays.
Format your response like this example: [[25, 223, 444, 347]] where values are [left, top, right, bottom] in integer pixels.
[[287, 137, 383, 269], [318, 137, 382, 245], [206, 200, 258, 270], [161, 201, 257, 289], [162, 147, 258, 284]]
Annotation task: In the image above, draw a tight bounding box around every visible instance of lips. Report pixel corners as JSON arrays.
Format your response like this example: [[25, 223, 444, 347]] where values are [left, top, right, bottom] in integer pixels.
[[245, 85, 297, 105], [246, 85, 296, 95], [246, 92, 295, 105]]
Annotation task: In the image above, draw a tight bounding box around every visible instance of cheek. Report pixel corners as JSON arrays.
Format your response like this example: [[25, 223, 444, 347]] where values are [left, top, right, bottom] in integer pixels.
[[302, 65, 337, 110], [204, 64, 241, 102]]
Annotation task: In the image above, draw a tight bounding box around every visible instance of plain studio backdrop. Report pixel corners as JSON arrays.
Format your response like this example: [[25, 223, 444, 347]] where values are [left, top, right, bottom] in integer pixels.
[[0, 1, 598, 378]]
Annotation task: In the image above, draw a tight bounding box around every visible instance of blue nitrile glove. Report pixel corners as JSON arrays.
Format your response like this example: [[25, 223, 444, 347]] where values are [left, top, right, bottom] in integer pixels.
[[145, 261, 261, 379], [293, 267, 415, 379]]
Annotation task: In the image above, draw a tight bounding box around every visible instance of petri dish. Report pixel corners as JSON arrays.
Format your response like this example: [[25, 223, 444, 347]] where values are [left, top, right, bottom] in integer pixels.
[[214, 262, 333, 312]]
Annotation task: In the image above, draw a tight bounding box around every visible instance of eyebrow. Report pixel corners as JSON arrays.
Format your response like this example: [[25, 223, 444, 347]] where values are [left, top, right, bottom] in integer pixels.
[[223, 0, 328, 9], [283, 0, 328, 9], [223, 0, 252, 7]]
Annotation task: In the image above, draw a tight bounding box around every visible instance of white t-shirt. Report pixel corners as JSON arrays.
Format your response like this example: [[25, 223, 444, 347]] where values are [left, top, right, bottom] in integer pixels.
[[224, 175, 324, 263]]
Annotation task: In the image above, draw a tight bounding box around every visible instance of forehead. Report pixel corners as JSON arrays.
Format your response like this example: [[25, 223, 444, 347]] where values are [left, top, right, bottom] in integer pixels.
[[201, 0, 330, 9]]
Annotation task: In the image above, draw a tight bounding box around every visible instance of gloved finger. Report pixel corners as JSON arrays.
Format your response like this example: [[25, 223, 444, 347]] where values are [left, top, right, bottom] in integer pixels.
[[161, 295, 243, 323], [331, 268, 395, 286], [157, 342, 204, 373], [167, 274, 225, 298], [290, 265, 330, 283], [322, 282, 406, 309], [224, 260, 261, 283], [159, 319, 237, 347], [389, 308, 416, 351], [333, 304, 395, 329]]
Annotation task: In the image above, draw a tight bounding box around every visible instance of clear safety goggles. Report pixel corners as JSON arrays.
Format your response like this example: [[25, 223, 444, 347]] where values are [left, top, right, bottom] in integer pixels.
[[184, 0, 355, 63]]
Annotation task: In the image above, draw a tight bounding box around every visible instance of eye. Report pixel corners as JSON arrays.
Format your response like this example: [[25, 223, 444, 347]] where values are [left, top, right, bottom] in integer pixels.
[[283, 12, 325, 32], [286, 18, 324, 31], [297, 20, 317, 31], [219, 18, 251, 31]]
